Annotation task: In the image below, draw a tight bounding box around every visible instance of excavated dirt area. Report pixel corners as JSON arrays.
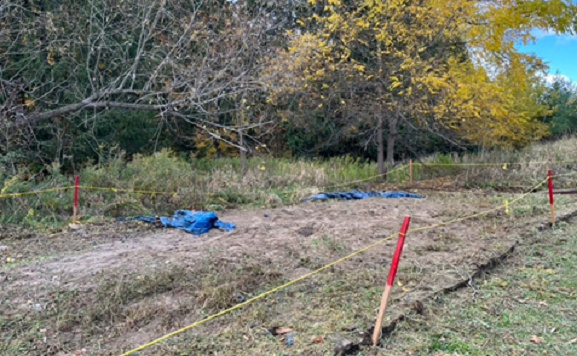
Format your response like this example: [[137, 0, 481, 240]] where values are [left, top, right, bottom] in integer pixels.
[[0, 196, 528, 355]]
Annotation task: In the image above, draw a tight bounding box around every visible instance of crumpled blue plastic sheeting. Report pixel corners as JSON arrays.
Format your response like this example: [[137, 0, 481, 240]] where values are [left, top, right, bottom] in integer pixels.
[[131, 210, 236, 235], [302, 191, 422, 202]]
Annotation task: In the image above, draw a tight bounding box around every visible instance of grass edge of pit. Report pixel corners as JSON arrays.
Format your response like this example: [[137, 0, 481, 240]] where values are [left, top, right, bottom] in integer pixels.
[[351, 208, 577, 355]]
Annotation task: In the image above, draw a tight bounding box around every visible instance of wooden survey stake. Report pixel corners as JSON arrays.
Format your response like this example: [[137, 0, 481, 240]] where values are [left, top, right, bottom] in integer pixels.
[[548, 170, 555, 226], [372, 216, 411, 346], [73, 175, 80, 223]]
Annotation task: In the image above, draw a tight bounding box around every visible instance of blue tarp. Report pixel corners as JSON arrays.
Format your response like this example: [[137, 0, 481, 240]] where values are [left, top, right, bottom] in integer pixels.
[[302, 190, 422, 202], [131, 210, 236, 235]]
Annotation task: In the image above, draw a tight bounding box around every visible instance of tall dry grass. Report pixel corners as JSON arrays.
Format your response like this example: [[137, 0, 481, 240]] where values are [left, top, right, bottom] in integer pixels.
[[2, 137, 577, 228], [413, 137, 577, 188], [0, 151, 385, 228]]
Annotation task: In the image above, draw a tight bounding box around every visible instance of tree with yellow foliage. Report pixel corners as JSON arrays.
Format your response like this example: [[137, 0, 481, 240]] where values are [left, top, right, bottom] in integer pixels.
[[442, 57, 551, 148], [264, 0, 576, 175]]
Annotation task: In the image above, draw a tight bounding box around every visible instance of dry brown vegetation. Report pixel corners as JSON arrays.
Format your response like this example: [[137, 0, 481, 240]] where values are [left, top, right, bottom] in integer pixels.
[[2, 189, 577, 355], [2, 139, 577, 355]]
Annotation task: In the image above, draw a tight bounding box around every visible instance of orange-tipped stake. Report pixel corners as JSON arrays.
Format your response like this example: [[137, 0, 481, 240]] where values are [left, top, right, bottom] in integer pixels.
[[73, 175, 80, 223], [548, 170, 555, 226], [372, 216, 411, 346]]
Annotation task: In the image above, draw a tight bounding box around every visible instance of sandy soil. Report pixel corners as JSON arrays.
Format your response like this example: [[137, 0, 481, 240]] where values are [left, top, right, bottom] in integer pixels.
[[2, 198, 498, 290]]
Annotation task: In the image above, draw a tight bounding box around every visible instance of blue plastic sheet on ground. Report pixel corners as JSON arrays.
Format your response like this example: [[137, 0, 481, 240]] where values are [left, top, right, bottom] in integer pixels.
[[302, 190, 422, 202], [129, 210, 236, 236]]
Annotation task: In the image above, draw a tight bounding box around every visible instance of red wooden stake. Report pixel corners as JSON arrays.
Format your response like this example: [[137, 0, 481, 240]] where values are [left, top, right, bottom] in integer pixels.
[[73, 175, 80, 223], [548, 170, 555, 226], [372, 216, 411, 346], [409, 160, 413, 186]]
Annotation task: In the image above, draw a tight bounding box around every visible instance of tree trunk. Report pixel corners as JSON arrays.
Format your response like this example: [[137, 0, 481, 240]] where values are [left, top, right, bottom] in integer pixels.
[[376, 40, 386, 178], [386, 130, 395, 168], [377, 116, 385, 176], [386, 116, 399, 170]]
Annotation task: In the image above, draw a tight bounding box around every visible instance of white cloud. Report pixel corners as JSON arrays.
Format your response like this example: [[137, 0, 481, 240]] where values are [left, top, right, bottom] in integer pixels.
[[531, 28, 577, 44], [538, 72, 571, 86], [532, 28, 552, 40]]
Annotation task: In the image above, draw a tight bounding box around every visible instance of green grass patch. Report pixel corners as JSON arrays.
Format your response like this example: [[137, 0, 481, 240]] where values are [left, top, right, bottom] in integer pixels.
[[385, 221, 577, 356]]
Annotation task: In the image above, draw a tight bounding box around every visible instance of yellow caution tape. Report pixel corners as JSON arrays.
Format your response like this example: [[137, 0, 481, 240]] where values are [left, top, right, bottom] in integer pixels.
[[417, 160, 577, 168], [116, 176, 554, 356], [0, 186, 73, 199]]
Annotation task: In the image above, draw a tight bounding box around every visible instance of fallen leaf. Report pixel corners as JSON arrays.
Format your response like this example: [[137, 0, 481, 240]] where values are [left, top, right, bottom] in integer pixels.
[[568, 337, 577, 344], [538, 301, 548, 307], [270, 326, 293, 335], [530, 335, 543, 344], [397, 281, 403, 287], [310, 336, 324, 344], [68, 223, 82, 230]]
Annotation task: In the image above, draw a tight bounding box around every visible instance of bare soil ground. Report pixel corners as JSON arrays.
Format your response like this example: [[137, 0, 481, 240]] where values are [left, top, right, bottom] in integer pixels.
[[0, 194, 569, 356]]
